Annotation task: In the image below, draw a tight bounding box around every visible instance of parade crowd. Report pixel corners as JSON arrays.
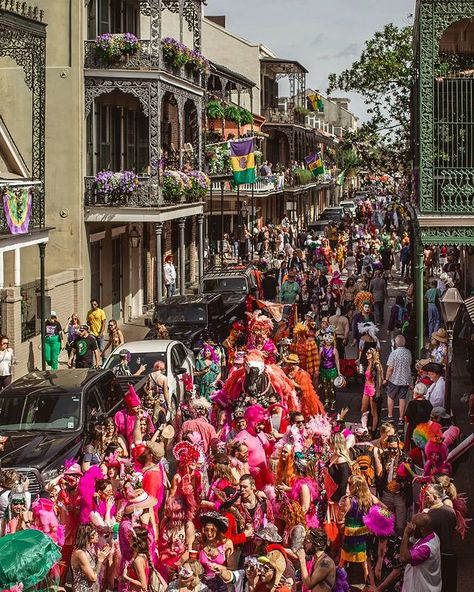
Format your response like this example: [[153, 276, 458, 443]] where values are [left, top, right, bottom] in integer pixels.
[[0, 189, 472, 592]]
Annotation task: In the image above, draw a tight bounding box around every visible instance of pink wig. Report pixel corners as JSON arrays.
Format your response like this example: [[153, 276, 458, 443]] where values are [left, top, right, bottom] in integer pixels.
[[363, 505, 395, 538], [244, 404, 267, 425]]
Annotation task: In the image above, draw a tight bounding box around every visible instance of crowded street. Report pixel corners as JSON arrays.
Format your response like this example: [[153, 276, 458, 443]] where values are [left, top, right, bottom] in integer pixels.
[[0, 1, 473, 591]]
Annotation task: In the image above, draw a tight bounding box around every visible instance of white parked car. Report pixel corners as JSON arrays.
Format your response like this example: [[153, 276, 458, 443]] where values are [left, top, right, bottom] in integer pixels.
[[103, 340, 194, 414], [339, 200, 357, 216]]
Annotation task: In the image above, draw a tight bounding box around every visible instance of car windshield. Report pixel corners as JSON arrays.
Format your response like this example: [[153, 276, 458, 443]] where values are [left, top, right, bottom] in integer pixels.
[[0, 393, 82, 432], [203, 277, 247, 293], [105, 352, 166, 375], [155, 305, 207, 324], [320, 210, 342, 220]]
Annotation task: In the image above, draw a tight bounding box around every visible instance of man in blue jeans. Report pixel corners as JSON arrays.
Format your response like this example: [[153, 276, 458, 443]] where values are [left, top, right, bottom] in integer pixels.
[[163, 254, 177, 298], [425, 279, 440, 338]]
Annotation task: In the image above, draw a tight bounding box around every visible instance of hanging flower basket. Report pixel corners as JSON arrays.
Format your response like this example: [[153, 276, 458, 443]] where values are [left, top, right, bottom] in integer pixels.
[[188, 49, 210, 74], [92, 170, 140, 203], [162, 37, 191, 69], [185, 171, 210, 202], [94, 33, 141, 63], [162, 37, 209, 74], [162, 170, 191, 202]]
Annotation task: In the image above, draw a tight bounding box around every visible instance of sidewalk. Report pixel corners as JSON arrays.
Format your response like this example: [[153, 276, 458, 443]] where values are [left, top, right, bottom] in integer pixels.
[[118, 314, 150, 343]]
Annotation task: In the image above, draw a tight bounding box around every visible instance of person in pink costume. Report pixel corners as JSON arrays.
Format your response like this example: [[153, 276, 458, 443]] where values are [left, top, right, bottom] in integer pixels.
[[233, 406, 273, 489], [423, 425, 460, 478], [78, 465, 105, 524], [31, 496, 65, 546], [114, 384, 154, 447]]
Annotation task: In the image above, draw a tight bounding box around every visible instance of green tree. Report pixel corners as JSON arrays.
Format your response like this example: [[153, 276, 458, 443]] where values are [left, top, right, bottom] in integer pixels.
[[328, 22, 413, 175]]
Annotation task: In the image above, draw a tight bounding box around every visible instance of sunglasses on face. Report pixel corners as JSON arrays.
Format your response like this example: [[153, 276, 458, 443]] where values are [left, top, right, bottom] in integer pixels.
[[1, 342, 8, 346]]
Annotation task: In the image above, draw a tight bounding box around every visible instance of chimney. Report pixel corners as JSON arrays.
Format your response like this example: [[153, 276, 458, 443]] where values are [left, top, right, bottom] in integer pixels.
[[206, 15, 226, 28]]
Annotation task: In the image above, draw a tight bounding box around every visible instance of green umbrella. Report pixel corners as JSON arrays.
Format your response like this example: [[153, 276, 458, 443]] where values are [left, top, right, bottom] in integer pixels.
[[0, 529, 61, 590]]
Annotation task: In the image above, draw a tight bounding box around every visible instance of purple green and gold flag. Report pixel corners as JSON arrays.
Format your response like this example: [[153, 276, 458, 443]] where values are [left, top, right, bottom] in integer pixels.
[[229, 137, 256, 185], [305, 152, 324, 177], [3, 187, 32, 234]]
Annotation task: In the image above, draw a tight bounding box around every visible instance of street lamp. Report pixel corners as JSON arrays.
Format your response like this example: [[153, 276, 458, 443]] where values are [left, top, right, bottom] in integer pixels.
[[129, 226, 141, 249], [440, 287, 464, 413]]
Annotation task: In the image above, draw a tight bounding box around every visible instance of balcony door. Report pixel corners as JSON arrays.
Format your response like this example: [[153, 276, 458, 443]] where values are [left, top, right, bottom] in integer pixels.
[[111, 236, 123, 321], [88, 0, 139, 38], [88, 101, 149, 175]]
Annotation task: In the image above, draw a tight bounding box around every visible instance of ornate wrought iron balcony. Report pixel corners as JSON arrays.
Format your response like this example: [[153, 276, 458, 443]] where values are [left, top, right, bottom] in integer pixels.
[[262, 107, 306, 126], [85, 176, 161, 207], [434, 170, 474, 213], [84, 176, 193, 208], [84, 40, 204, 87]]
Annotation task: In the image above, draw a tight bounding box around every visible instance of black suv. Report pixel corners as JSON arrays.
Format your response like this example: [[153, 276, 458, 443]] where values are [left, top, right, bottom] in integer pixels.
[[147, 293, 231, 354], [200, 265, 258, 317], [0, 369, 129, 494]]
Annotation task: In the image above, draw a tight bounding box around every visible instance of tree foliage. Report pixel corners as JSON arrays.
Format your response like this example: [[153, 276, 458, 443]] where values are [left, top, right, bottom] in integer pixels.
[[328, 22, 413, 175]]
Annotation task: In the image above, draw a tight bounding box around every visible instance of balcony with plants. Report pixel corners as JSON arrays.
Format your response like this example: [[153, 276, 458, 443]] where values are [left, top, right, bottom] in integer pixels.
[[84, 166, 210, 208], [84, 34, 208, 87]]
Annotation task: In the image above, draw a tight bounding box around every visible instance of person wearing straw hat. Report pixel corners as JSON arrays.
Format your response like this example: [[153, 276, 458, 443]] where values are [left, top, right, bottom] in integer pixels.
[[136, 440, 167, 518], [283, 353, 325, 418], [256, 548, 291, 592], [430, 328, 448, 366]]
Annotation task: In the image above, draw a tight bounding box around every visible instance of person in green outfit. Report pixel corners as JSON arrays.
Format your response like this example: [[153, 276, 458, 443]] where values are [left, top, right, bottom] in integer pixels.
[[195, 343, 221, 401], [44, 311, 63, 370], [279, 269, 300, 304]]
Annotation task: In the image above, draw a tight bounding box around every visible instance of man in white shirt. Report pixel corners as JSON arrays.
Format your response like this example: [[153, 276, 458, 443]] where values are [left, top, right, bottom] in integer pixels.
[[424, 362, 446, 408], [400, 513, 441, 592], [163, 255, 177, 298]]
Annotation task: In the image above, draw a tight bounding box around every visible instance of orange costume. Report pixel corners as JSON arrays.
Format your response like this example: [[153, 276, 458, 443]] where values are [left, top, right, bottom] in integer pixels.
[[291, 323, 319, 377], [293, 366, 325, 418]]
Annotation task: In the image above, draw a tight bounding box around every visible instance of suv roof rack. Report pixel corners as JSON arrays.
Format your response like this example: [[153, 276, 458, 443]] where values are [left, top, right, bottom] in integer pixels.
[[203, 264, 253, 278]]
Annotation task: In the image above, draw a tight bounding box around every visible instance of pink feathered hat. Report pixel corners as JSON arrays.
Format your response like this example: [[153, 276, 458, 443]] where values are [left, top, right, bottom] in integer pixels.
[[64, 462, 83, 477], [363, 505, 395, 538]]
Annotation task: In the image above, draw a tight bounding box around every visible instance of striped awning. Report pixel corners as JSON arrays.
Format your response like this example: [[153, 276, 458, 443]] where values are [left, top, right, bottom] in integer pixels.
[[464, 295, 474, 325]]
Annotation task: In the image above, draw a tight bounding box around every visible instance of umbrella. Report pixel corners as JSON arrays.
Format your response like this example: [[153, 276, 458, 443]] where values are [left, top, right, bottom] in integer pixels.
[[0, 529, 61, 590]]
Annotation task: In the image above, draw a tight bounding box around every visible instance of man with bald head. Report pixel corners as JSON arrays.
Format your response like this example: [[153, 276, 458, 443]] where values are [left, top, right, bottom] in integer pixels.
[[400, 513, 441, 592]]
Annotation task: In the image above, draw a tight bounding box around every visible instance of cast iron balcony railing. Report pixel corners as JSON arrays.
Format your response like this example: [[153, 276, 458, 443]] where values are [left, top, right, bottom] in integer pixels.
[[262, 107, 306, 126], [210, 175, 285, 194], [84, 40, 204, 87], [84, 176, 196, 208], [84, 175, 159, 207], [0, 180, 44, 235]]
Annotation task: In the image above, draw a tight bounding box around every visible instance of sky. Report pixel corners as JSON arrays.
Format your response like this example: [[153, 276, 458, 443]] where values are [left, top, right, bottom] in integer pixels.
[[204, 0, 415, 121]]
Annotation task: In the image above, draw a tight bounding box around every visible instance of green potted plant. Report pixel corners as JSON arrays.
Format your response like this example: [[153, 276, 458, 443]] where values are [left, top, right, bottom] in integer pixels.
[[207, 100, 225, 120], [224, 104, 241, 124], [238, 108, 254, 125]]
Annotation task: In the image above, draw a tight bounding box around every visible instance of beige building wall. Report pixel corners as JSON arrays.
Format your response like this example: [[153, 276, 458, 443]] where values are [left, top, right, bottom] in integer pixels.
[[202, 19, 261, 113], [0, 1, 85, 372]]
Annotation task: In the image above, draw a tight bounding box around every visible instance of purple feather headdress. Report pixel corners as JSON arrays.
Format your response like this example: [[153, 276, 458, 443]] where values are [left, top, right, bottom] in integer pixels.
[[363, 505, 395, 538]]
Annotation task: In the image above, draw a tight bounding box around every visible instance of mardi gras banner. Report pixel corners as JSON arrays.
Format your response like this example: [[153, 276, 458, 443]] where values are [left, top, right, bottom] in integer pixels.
[[2, 187, 32, 235]]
